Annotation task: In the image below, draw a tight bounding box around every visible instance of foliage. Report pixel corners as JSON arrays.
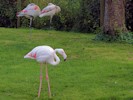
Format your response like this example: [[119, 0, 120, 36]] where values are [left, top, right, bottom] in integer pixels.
[[1, 28, 133, 99], [0, 0, 133, 33], [118, 32, 133, 43], [95, 28, 133, 43], [0, 0, 17, 27], [75, 0, 100, 33], [126, 0, 133, 31], [20, 0, 82, 31], [0, 0, 100, 32]]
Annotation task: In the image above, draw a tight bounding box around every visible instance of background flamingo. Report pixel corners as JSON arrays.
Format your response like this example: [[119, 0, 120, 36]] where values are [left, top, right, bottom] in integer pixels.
[[24, 45, 67, 98], [39, 3, 61, 27], [17, 3, 41, 28]]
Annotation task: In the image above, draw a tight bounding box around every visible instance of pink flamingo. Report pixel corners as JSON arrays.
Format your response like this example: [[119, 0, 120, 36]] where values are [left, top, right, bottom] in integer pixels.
[[17, 3, 41, 28], [24, 45, 67, 98], [39, 3, 61, 27]]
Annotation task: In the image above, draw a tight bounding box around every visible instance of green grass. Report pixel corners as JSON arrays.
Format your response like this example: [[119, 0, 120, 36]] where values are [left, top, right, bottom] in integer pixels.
[[0, 27, 133, 100]]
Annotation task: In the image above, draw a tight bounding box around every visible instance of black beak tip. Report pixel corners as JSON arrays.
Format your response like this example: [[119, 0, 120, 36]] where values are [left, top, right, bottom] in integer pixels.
[[64, 59, 67, 61]]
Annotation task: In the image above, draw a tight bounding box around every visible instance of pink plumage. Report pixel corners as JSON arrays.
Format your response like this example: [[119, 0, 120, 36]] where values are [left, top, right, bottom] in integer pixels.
[[17, 3, 41, 27], [24, 45, 67, 65], [17, 3, 41, 18], [39, 3, 61, 25], [24, 45, 67, 98]]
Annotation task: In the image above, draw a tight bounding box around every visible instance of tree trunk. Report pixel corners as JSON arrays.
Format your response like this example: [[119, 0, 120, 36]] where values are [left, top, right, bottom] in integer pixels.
[[100, 0, 105, 27], [103, 0, 127, 36], [17, 0, 21, 28]]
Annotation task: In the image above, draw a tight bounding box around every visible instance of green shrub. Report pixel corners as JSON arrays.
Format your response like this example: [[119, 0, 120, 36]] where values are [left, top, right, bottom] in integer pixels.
[[95, 28, 133, 43], [0, 0, 17, 27]]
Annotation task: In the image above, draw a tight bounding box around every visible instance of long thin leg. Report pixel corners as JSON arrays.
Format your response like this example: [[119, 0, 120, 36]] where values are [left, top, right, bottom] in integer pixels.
[[46, 64, 52, 98], [29, 17, 33, 37], [38, 63, 43, 98], [50, 16, 53, 29], [29, 17, 33, 28]]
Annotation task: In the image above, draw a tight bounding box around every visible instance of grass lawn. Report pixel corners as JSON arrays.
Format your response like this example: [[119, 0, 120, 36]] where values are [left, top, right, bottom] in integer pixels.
[[0, 27, 133, 100]]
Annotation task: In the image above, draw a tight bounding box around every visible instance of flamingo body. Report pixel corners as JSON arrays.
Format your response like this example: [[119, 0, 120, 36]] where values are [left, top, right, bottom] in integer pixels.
[[24, 45, 67, 98], [39, 3, 61, 18], [17, 3, 41, 27], [39, 3, 61, 26], [17, 3, 41, 19], [24, 45, 67, 65]]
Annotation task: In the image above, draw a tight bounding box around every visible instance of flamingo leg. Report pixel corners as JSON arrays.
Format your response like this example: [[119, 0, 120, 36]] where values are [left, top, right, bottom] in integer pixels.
[[50, 16, 53, 29], [29, 17, 33, 28], [38, 63, 43, 98], [29, 17, 33, 37], [46, 63, 52, 98]]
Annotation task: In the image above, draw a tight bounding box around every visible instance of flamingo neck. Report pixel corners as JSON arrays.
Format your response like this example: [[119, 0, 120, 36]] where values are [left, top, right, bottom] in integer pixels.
[[50, 53, 60, 65]]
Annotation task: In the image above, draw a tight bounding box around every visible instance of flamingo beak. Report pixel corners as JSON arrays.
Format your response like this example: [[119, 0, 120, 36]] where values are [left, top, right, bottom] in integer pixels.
[[16, 12, 19, 17], [64, 59, 67, 61]]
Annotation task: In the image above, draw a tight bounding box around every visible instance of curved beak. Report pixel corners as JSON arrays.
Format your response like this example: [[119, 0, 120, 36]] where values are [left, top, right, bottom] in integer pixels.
[[64, 59, 67, 61], [16, 12, 19, 17]]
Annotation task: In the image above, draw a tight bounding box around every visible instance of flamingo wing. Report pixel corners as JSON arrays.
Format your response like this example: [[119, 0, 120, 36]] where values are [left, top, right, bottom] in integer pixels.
[[24, 46, 39, 59], [42, 5, 56, 13], [39, 4, 57, 17], [24, 46, 54, 63], [17, 3, 40, 18]]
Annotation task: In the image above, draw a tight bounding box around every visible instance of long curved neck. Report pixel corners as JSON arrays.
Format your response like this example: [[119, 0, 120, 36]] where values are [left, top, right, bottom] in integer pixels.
[[50, 51, 60, 65]]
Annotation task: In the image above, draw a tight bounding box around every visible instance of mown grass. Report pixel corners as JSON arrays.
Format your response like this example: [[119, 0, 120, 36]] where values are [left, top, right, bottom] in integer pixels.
[[0, 28, 133, 100]]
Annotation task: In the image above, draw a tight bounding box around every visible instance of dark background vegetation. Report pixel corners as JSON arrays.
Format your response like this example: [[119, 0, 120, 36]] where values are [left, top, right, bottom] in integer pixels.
[[0, 0, 132, 33]]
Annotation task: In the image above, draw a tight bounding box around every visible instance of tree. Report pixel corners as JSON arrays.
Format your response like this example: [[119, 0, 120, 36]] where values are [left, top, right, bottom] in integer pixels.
[[17, 0, 21, 27], [0, 0, 17, 27], [103, 0, 127, 36], [126, 0, 133, 31], [100, 0, 105, 27], [76, 0, 100, 32], [95, 0, 133, 43]]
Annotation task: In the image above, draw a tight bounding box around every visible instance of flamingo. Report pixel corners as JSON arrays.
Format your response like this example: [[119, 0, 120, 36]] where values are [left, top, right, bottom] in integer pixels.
[[24, 45, 67, 98], [17, 3, 41, 28], [39, 3, 61, 27]]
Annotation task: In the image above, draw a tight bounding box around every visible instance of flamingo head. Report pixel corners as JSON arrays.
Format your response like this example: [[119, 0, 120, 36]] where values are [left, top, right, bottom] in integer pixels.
[[48, 3, 54, 6], [56, 6, 61, 13], [16, 12, 23, 17], [16, 9, 28, 17], [55, 49, 67, 61]]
